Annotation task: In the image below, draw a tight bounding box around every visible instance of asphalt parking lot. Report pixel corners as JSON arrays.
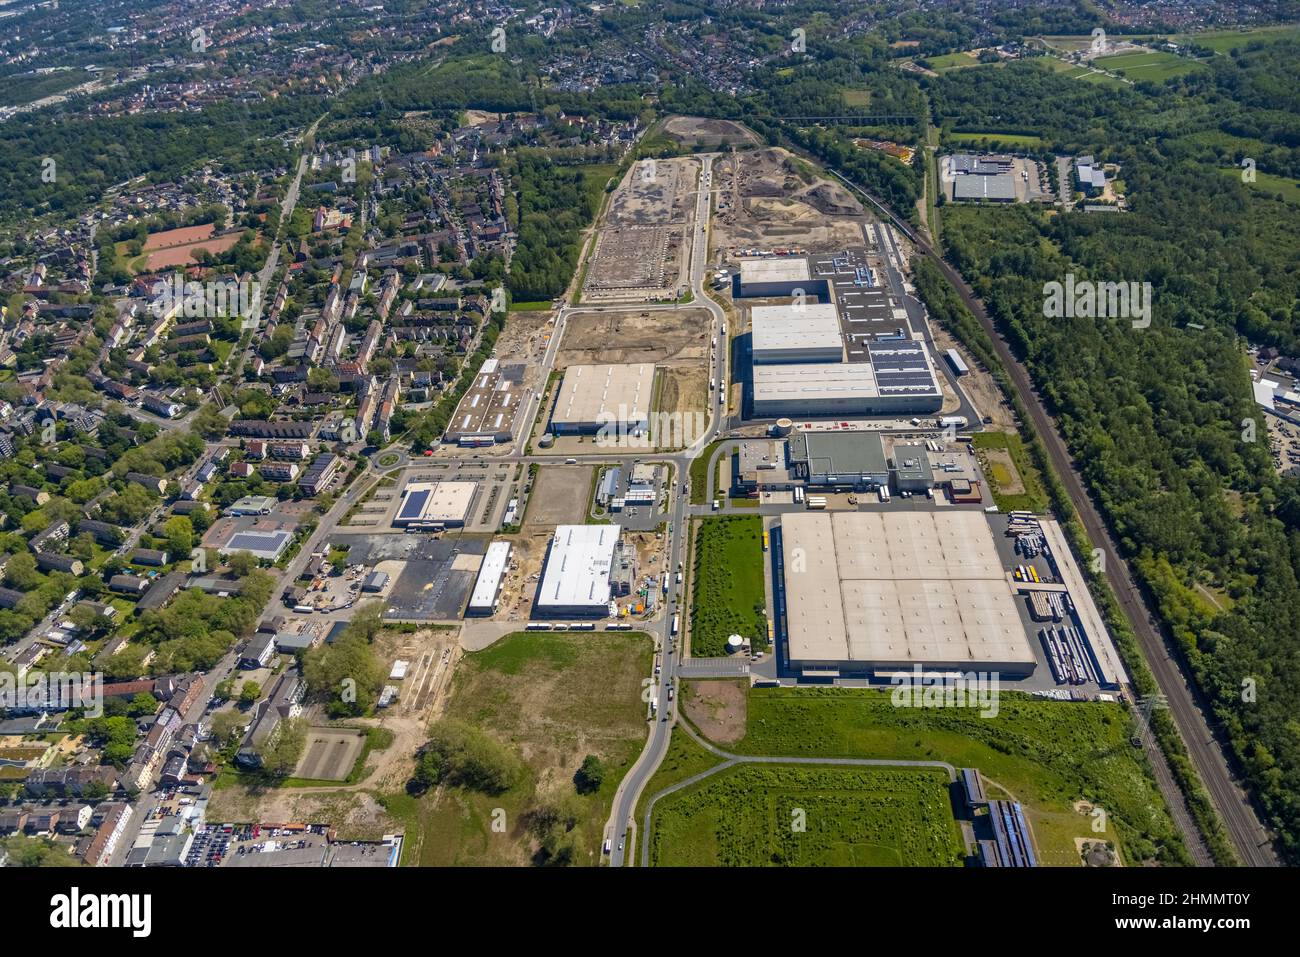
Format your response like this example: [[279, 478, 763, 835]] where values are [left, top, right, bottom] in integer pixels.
[[383, 534, 487, 621]]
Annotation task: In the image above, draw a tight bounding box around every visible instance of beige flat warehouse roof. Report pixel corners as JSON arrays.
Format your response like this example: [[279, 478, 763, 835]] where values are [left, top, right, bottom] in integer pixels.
[[552, 363, 655, 428], [394, 480, 477, 525], [781, 511, 1034, 671], [739, 258, 810, 283]]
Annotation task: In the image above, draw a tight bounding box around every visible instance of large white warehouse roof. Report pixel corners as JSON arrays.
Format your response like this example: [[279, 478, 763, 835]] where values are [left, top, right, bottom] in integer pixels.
[[536, 524, 621, 613], [751, 303, 843, 362]]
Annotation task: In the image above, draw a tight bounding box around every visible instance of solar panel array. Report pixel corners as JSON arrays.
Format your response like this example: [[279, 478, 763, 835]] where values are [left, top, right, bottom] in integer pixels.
[[397, 488, 430, 521], [867, 342, 939, 395]]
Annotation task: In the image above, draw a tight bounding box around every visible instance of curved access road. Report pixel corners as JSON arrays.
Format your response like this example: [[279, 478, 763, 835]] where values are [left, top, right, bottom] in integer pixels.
[[823, 167, 1276, 867], [638, 722, 960, 867]]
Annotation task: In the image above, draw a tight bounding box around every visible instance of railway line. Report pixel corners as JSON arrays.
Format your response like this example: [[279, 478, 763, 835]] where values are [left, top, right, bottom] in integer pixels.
[[825, 165, 1278, 867]]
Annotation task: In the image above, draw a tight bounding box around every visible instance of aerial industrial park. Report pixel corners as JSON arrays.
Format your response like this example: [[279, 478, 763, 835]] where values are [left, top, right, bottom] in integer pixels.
[[0, 4, 1292, 924]]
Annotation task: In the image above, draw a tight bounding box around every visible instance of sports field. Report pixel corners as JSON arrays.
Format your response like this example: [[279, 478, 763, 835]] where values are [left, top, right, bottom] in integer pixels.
[[649, 764, 964, 866]]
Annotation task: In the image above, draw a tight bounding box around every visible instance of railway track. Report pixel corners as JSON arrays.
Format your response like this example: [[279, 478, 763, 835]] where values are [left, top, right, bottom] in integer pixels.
[[824, 166, 1278, 867]]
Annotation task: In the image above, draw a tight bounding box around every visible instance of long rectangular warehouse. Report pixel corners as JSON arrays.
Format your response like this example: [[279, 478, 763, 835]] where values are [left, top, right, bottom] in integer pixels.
[[751, 303, 843, 364], [779, 511, 1036, 676], [466, 541, 512, 617], [550, 363, 655, 434], [535, 524, 620, 617]]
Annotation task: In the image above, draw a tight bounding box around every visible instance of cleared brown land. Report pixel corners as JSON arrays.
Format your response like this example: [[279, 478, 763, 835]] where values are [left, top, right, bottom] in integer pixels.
[[712, 147, 866, 253], [558, 309, 709, 367], [661, 116, 758, 147], [146, 231, 244, 270], [143, 223, 216, 250], [525, 466, 593, 527], [295, 728, 367, 781], [682, 679, 748, 744]]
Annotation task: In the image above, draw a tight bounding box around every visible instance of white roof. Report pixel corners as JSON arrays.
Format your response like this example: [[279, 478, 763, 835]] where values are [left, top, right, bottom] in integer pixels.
[[553, 363, 655, 427], [537, 525, 620, 610], [468, 541, 512, 610], [751, 303, 842, 358], [396, 481, 477, 524], [753, 362, 880, 401], [1253, 378, 1278, 410]]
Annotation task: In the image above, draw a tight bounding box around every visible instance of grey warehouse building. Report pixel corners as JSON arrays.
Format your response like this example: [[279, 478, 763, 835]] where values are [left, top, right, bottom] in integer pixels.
[[953, 174, 1017, 203], [788, 431, 890, 488], [752, 340, 942, 417], [892, 443, 935, 492], [732, 257, 829, 300]]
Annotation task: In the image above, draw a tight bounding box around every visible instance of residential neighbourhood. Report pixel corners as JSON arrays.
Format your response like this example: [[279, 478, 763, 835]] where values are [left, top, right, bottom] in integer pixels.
[[0, 0, 1294, 935]]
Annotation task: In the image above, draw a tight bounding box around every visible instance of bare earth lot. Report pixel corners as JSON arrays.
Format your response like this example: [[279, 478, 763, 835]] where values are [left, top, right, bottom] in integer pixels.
[[713, 147, 866, 253], [661, 115, 759, 148], [524, 466, 594, 527], [558, 309, 710, 367], [681, 679, 748, 744]]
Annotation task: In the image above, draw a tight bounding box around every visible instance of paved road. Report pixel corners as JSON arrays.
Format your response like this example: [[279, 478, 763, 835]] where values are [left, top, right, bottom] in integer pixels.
[[638, 722, 960, 867], [825, 164, 1274, 866], [602, 155, 728, 867]]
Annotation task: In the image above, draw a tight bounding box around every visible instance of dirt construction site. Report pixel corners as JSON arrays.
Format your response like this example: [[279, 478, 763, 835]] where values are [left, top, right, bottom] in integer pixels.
[[549, 307, 711, 438], [713, 147, 867, 253], [583, 225, 687, 301], [584, 156, 699, 302], [606, 156, 697, 226], [661, 115, 759, 148]]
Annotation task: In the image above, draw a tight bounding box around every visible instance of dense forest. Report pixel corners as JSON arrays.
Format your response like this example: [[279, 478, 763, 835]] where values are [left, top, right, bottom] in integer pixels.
[[0, 96, 322, 221], [928, 38, 1300, 861], [503, 153, 604, 303]]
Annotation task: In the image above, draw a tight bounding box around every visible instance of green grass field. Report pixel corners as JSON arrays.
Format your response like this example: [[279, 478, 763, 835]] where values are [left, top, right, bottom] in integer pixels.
[[648, 764, 964, 866], [1179, 26, 1300, 53], [948, 132, 1047, 150], [720, 685, 1187, 865], [689, 516, 767, 656], [409, 630, 652, 866], [688, 440, 723, 504], [922, 52, 984, 72], [634, 729, 723, 825], [1221, 167, 1300, 206], [972, 430, 1050, 513], [1094, 49, 1204, 82]]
